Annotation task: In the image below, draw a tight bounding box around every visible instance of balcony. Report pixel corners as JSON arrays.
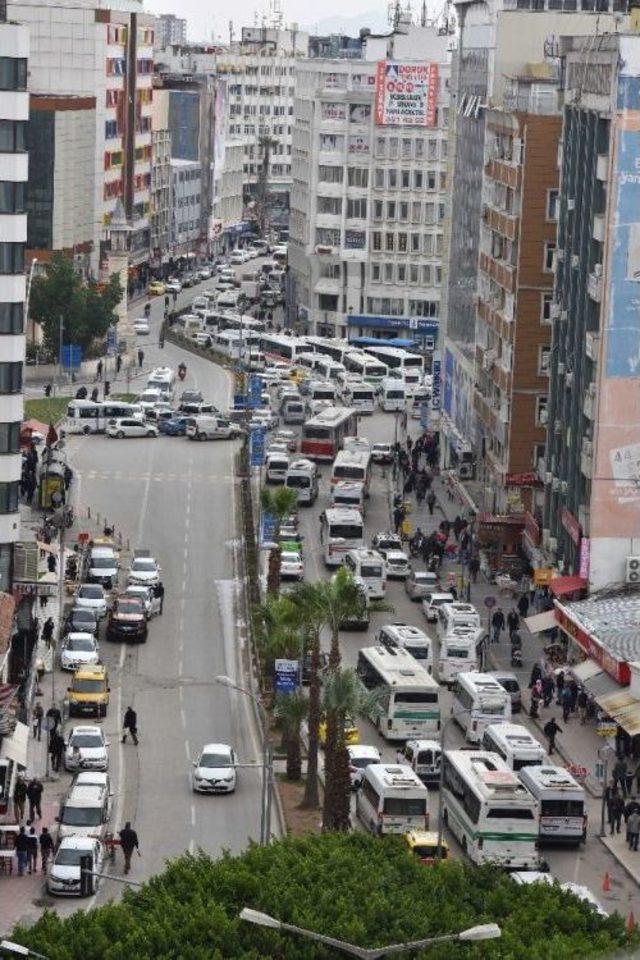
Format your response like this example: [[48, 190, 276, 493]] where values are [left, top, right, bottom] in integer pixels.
[[593, 214, 605, 243], [585, 331, 600, 361], [587, 269, 602, 302], [479, 251, 516, 294], [583, 383, 596, 420], [482, 204, 519, 242]]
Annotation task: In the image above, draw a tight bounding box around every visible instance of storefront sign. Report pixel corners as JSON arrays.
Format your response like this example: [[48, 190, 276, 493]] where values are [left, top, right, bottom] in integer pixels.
[[533, 567, 554, 586], [347, 314, 439, 335], [579, 537, 591, 580], [506, 473, 542, 488], [431, 357, 441, 412], [561, 506, 581, 545], [555, 605, 629, 684], [274, 659, 299, 695], [344, 230, 366, 250]]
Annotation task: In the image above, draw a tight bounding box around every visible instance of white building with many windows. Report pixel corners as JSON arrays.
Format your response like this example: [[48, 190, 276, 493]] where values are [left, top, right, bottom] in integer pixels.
[[0, 10, 27, 588], [289, 23, 450, 340]]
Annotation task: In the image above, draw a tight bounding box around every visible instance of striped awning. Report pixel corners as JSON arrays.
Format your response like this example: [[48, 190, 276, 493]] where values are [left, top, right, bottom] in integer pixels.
[[596, 689, 640, 737]]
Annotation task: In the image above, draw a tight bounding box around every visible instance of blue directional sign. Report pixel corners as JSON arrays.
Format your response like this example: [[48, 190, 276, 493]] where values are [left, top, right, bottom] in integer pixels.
[[248, 374, 263, 409], [420, 401, 429, 429], [250, 426, 266, 466], [260, 510, 277, 547], [60, 344, 82, 370], [106, 325, 117, 357], [274, 658, 299, 695], [233, 393, 247, 409]]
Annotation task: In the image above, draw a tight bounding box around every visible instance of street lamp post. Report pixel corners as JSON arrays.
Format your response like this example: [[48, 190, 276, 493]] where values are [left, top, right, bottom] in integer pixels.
[[0, 940, 51, 960], [240, 909, 501, 959], [216, 674, 272, 845], [436, 709, 470, 862]]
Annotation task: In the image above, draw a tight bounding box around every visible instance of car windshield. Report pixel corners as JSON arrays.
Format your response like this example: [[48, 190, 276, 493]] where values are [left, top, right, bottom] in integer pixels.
[[72, 680, 105, 694], [200, 753, 231, 768], [79, 586, 103, 599], [329, 524, 363, 540], [132, 560, 156, 571], [67, 638, 95, 652], [71, 609, 95, 621], [350, 757, 378, 769], [55, 849, 86, 866], [70, 734, 103, 748], [91, 557, 116, 569], [286, 475, 310, 488], [115, 601, 143, 616], [282, 553, 301, 563], [60, 808, 102, 826]]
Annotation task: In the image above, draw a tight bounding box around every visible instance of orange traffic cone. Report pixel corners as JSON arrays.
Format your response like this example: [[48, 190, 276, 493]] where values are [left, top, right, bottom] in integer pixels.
[[627, 911, 636, 933], [602, 872, 612, 893]]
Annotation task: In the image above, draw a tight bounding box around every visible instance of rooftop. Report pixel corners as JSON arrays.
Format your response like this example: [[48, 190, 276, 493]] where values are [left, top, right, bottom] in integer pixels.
[[562, 592, 640, 662]]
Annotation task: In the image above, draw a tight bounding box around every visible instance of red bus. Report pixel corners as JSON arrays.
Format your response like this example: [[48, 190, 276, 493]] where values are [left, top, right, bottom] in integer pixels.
[[300, 407, 357, 461]]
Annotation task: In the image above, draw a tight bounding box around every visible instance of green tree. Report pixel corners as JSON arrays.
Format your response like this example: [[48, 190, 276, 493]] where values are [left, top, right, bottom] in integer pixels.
[[321, 667, 383, 833], [30, 252, 123, 357], [13, 834, 633, 959], [253, 594, 301, 681], [273, 689, 308, 780], [259, 486, 299, 594]]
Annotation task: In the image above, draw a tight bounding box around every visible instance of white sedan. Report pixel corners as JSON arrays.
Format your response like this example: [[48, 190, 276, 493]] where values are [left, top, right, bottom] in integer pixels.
[[165, 278, 182, 293], [347, 745, 382, 789], [74, 584, 108, 619], [48, 837, 104, 897], [64, 725, 110, 772], [280, 550, 304, 581], [128, 556, 161, 586], [124, 583, 161, 618], [133, 318, 150, 335], [106, 418, 158, 439], [192, 743, 237, 793], [229, 250, 247, 264], [60, 632, 99, 672], [383, 549, 411, 580]]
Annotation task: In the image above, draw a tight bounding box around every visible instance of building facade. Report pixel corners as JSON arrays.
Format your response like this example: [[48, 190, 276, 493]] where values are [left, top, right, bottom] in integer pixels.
[[155, 13, 186, 48], [212, 139, 244, 253], [289, 24, 449, 341], [150, 88, 171, 266], [170, 158, 201, 254], [0, 11, 27, 589]]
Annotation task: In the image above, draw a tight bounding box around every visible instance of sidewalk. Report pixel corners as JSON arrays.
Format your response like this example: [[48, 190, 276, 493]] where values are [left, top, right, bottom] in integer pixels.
[[0, 798, 59, 934]]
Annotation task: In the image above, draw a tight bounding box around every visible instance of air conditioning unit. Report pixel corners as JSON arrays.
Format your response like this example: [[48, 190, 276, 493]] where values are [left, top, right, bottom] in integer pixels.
[[544, 472, 553, 484], [557, 362, 565, 375], [567, 199, 575, 211], [626, 556, 640, 583], [550, 303, 560, 319], [458, 462, 473, 480], [549, 537, 558, 551], [552, 477, 560, 491]]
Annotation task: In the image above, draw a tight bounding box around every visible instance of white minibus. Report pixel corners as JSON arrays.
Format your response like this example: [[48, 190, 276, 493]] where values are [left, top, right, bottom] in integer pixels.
[[451, 672, 512, 743], [342, 381, 376, 413], [442, 750, 540, 868], [331, 481, 365, 514], [401, 739, 441, 786], [308, 381, 337, 403], [284, 459, 319, 505], [330, 449, 371, 495], [343, 549, 386, 599], [265, 451, 289, 484], [518, 764, 587, 845], [438, 629, 481, 686], [357, 645, 440, 740], [316, 357, 346, 382], [436, 602, 481, 642], [282, 397, 306, 424], [481, 723, 547, 771], [379, 377, 407, 412], [321, 507, 364, 567], [376, 622, 433, 674], [356, 763, 429, 835]]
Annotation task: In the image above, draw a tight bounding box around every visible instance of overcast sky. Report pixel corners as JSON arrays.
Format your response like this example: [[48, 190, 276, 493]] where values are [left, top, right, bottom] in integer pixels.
[[145, 0, 389, 44]]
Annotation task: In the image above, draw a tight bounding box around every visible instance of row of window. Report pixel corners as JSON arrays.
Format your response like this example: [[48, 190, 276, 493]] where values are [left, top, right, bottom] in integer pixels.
[[0, 304, 23, 334], [106, 58, 126, 77], [0, 362, 22, 393], [371, 262, 442, 287], [137, 59, 153, 75], [175, 194, 200, 208], [374, 167, 446, 191], [0, 182, 25, 214], [0, 244, 24, 275], [0, 58, 27, 92], [105, 120, 121, 140], [229, 124, 291, 137], [374, 134, 448, 162], [0, 121, 25, 153], [174, 168, 200, 183], [106, 89, 124, 109], [228, 84, 295, 96], [371, 231, 444, 256], [373, 199, 446, 224]]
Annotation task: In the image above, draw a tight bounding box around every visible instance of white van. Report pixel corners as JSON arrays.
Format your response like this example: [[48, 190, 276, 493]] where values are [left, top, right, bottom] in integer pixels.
[[186, 415, 242, 441], [356, 763, 429, 835], [265, 451, 289, 484], [376, 622, 433, 673], [343, 549, 386, 599], [379, 377, 407, 412], [452, 672, 512, 743], [482, 722, 547, 771], [401, 739, 441, 786], [342, 382, 376, 414], [147, 366, 176, 392], [438, 628, 481, 686], [331, 481, 365, 514], [436, 602, 481, 641], [282, 397, 306, 425], [285, 458, 319, 505], [422, 592, 455, 623], [217, 289, 240, 309], [56, 783, 112, 841], [308, 381, 337, 403]]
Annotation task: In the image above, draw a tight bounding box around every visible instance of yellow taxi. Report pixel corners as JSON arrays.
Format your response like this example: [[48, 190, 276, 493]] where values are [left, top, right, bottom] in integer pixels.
[[318, 715, 360, 747], [67, 665, 110, 718], [147, 280, 166, 296], [404, 830, 449, 866]]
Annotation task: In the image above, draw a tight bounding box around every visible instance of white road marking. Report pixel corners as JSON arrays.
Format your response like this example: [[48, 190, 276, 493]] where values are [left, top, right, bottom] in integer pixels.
[[190, 804, 196, 827], [180, 707, 186, 729], [113, 642, 127, 832], [188, 838, 195, 855], [184, 739, 191, 760]]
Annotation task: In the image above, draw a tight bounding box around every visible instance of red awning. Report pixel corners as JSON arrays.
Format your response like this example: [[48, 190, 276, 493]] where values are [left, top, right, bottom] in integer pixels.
[[550, 576, 588, 598]]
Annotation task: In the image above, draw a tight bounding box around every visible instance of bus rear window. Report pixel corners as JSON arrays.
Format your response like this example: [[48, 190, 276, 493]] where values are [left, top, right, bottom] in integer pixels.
[[395, 692, 438, 704], [361, 565, 383, 578], [335, 466, 365, 480], [329, 524, 363, 540], [541, 799, 584, 818], [383, 797, 426, 817], [486, 807, 535, 819], [304, 426, 331, 440]]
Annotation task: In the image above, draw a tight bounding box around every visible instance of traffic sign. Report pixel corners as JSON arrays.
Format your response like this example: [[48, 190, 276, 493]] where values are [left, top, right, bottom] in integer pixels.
[[60, 344, 82, 370], [248, 375, 263, 409], [484, 596, 497, 609], [274, 658, 299, 695], [260, 511, 277, 547], [250, 426, 266, 466]]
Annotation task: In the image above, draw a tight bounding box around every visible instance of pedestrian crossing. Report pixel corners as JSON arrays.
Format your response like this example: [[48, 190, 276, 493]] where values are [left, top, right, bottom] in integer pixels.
[[76, 470, 232, 483]]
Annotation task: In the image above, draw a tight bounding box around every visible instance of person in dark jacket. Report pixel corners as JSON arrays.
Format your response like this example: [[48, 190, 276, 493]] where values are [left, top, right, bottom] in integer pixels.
[[119, 822, 140, 874], [517, 593, 530, 618], [14, 826, 29, 875], [27, 777, 43, 820], [13, 775, 26, 821], [39, 826, 54, 872], [609, 793, 625, 835], [26, 826, 38, 874], [122, 706, 139, 745], [544, 717, 562, 755], [491, 608, 505, 644], [507, 609, 520, 639], [50, 730, 65, 772]]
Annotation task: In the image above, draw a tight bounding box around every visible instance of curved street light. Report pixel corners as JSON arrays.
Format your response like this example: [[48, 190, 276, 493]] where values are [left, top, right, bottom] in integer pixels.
[[0, 940, 50, 960], [240, 908, 501, 959]]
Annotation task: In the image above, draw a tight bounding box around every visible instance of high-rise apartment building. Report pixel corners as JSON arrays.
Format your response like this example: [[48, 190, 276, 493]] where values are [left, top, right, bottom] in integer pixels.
[[0, 8, 27, 590], [543, 32, 640, 590], [155, 13, 186, 48], [289, 23, 449, 341], [150, 88, 171, 265]]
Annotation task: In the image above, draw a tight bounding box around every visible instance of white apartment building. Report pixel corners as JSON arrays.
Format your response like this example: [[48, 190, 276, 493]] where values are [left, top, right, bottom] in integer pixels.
[[0, 13, 27, 589], [155, 13, 186, 48], [211, 139, 244, 254], [170, 159, 201, 254], [289, 24, 450, 340], [151, 87, 171, 263]]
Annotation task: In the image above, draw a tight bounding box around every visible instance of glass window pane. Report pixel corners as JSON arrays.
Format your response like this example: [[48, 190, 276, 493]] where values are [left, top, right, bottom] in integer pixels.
[[0, 422, 20, 453], [0, 481, 19, 512], [0, 303, 23, 334]]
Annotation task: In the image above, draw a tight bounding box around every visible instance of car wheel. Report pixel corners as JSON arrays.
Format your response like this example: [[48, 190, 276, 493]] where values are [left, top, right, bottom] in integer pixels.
[[146, 430, 156, 437], [197, 431, 206, 441], [83, 425, 92, 436], [116, 430, 125, 439]]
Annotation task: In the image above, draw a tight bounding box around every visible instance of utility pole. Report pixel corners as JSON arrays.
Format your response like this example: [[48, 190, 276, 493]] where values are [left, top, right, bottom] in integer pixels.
[[58, 315, 64, 388], [257, 135, 276, 237]]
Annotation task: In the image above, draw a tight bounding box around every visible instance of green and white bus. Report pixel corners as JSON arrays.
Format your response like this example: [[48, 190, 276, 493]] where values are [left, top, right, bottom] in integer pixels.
[[356, 645, 440, 740], [442, 749, 540, 869]]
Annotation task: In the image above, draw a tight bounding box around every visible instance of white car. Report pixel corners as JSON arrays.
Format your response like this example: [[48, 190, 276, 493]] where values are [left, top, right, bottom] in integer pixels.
[[124, 584, 161, 618], [64, 725, 110, 772], [106, 418, 158, 439], [198, 266, 212, 280], [280, 550, 304, 581], [48, 837, 104, 897], [128, 555, 161, 586], [422, 592, 455, 622], [229, 250, 247, 264], [74, 584, 108, 619], [192, 742, 237, 793], [383, 549, 411, 580], [250, 410, 278, 431], [133, 318, 150, 335], [347, 745, 382, 789], [371, 443, 394, 464], [165, 278, 182, 293], [60, 632, 99, 672]]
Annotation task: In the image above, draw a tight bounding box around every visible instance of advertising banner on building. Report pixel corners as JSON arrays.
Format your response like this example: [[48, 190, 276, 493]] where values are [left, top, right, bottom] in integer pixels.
[[375, 61, 439, 127]]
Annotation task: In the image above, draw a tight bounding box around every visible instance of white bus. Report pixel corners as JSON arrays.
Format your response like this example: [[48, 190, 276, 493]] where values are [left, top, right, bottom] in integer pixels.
[[315, 357, 346, 382], [341, 381, 376, 414], [357, 645, 440, 740], [441, 750, 540, 869], [284, 459, 319, 505], [356, 763, 429, 836], [436, 602, 481, 642], [481, 723, 547, 771], [305, 336, 352, 365], [343, 549, 386, 599], [64, 400, 141, 435], [376, 622, 433, 674], [330, 449, 371, 496], [259, 333, 312, 364], [343, 350, 388, 384], [518, 764, 587, 846], [379, 377, 407, 412], [451, 672, 512, 743], [365, 344, 424, 378], [438, 629, 482, 686], [321, 507, 364, 567]]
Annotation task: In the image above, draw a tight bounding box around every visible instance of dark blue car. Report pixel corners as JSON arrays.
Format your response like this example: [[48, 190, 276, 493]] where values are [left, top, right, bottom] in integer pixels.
[[159, 416, 188, 436]]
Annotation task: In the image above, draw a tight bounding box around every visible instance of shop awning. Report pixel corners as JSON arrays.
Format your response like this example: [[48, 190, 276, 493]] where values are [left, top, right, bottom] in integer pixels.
[[570, 659, 603, 683], [524, 610, 557, 633], [583, 671, 620, 698], [550, 576, 588, 598], [0, 720, 29, 768], [596, 690, 640, 736]]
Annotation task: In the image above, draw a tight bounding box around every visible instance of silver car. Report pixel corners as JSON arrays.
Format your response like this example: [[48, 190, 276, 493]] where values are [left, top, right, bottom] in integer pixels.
[[405, 570, 439, 601]]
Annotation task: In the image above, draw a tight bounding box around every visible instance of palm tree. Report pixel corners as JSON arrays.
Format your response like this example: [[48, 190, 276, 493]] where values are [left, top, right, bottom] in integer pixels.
[[317, 567, 365, 669], [260, 486, 299, 595], [321, 668, 383, 832], [253, 594, 301, 684], [273, 690, 308, 781]]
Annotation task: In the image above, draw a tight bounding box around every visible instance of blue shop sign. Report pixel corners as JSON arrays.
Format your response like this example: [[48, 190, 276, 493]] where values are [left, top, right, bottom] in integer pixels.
[[347, 315, 439, 336]]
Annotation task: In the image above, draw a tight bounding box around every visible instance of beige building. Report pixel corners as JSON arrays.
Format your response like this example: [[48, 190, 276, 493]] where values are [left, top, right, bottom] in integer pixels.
[[151, 88, 171, 266]]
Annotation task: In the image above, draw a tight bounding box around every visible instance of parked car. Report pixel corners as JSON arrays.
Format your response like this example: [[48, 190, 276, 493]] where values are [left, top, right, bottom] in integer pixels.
[[65, 606, 99, 637], [106, 597, 148, 643], [133, 318, 150, 335], [60, 633, 99, 672], [489, 670, 523, 714], [48, 837, 105, 897], [74, 584, 108, 619], [158, 415, 189, 436], [64, 725, 110, 772], [165, 278, 182, 293], [405, 569, 438, 601], [106, 418, 158, 439]]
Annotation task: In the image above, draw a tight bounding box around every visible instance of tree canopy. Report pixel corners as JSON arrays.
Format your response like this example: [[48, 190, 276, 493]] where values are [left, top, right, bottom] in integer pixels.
[[30, 253, 123, 356], [13, 833, 633, 960]]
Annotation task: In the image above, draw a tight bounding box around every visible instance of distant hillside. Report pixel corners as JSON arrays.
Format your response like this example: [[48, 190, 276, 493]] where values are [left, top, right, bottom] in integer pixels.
[[303, 9, 390, 36]]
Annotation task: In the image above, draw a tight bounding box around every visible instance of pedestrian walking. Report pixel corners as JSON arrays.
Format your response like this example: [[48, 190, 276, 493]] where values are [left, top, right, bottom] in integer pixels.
[[46, 553, 56, 574], [26, 826, 38, 874], [577, 688, 589, 724], [568, 678, 579, 713], [32, 702, 43, 740], [426, 490, 436, 515], [154, 581, 164, 614], [626, 765, 635, 798], [39, 826, 54, 872], [517, 593, 530, 618], [122, 706, 139, 745], [507, 609, 519, 640], [491, 608, 505, 644], [393, 506, 404, 534], [613, 757, 629, 797], [96, 359, 103, 381], [42, 617, 55, 648], [610, 793, 625, 835], [116, 354, 122, 374], [138, 348, 144, 369], [118, 822, 140, 874], [13, 774, 26, 821], [561, 686, 572, 723], [27, 776, 43, 820], [543, 717, 562, 755], [91, 386, 99, 402], [46, 703, 61, 738], [50, 730, 64, 772], [628, 810, 640, 851], [468, 555, 480, 583], [542, 674, 555, 708], [14, 826, 29, 876], [555, 669, 565, 705]]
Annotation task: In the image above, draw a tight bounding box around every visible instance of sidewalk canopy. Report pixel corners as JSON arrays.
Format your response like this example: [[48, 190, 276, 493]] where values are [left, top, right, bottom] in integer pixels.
[[550, 576, 587, 598], [570, 659, 603, 683], [525, 610, 557, 633], [0, 720, 29, 768], [570, 660, 620, 697], [596, 690, 640, 736]]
